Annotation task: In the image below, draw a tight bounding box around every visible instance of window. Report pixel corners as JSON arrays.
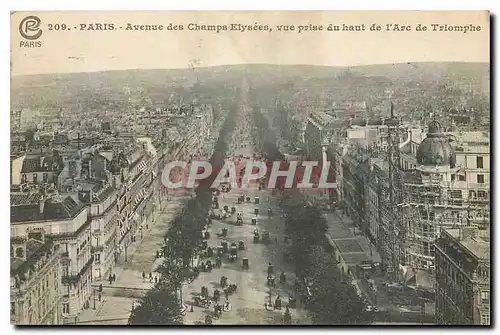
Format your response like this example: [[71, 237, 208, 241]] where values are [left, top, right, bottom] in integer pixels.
[[481, 314, 490, 325], [10, 302, 15, 315], [477, 174, 485, 184], [478, 191, 487, 199], [477, 157, 484, 169], [481, 291, 489, 304], [42, 173, 48, 183], [33, 173, 38, 183], [458, 174, 466, 181], [62, 303, 69, 314], [21, 174, 27, 183]]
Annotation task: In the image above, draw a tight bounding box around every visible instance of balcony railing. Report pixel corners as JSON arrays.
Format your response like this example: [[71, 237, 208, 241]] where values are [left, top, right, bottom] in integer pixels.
[[467, 183, 490, 190], [61, 256, 94, 285], [92, 245, 104, 253]]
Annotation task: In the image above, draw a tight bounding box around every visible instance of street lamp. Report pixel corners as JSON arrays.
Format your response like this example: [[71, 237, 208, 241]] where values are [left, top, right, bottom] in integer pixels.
[[125, 236, 129, 262], [92, 288, 96, 310]]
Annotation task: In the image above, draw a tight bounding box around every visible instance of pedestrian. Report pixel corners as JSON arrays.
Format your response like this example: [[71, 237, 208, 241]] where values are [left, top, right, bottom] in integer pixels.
[[142, 271, 146, 281], [154, 276, 158, 284], [108, 274, 113, 284], [224, 289, 229, 300], [149, 272, 152, 279]]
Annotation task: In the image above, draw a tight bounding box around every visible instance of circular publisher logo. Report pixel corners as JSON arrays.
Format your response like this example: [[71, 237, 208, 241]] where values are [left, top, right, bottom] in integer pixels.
[[19, 16, 42, 40]]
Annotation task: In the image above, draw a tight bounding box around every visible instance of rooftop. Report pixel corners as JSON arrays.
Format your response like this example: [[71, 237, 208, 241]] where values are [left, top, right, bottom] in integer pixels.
[[445, 228, 490, 260], [11, 192, 43, 206], [11, 196, 85, 223], [21, 156, 54, 173]]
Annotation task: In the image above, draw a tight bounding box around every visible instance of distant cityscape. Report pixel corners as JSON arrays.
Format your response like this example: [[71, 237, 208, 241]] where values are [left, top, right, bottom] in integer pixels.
[[10, 63, 490, 325]]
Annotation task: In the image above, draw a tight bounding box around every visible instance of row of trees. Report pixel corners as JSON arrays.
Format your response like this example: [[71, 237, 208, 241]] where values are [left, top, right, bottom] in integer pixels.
[[128, 195, 210, 325], [128, 99, 239, 325], [279, 191, 374, 325]]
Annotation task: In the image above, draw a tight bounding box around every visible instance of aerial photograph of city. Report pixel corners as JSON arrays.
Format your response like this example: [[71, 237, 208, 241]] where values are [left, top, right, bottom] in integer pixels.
[[9, 11, 490, 326]]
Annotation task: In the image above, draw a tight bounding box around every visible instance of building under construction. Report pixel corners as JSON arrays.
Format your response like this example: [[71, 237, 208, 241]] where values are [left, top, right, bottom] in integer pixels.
[[335, 106, 490, 289]]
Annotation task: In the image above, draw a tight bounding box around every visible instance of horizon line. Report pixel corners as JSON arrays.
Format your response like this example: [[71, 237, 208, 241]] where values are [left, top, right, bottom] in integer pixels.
[[11, 60, 490, 78]]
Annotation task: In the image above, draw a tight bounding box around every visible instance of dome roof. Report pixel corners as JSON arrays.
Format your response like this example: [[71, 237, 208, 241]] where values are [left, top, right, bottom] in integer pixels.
[[416, 121, 456, 167]]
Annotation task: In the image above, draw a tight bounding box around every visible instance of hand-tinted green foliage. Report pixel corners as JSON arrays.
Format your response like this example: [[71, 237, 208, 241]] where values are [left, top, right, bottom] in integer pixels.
[[279, 192, 373, 325], [129, 97, 238, 325], [279, 192, 328, 278], [306, 246, 373, 325], [128, 281, 184, 325]]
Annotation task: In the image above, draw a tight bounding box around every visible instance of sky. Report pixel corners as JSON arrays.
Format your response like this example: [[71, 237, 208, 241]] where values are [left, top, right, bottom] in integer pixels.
[[11, 11, 490, 76]]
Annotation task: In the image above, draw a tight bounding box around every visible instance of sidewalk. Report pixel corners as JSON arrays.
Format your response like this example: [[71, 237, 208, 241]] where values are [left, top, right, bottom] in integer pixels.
[[79, 195, 189, 324], [92, 196, 188, 287]]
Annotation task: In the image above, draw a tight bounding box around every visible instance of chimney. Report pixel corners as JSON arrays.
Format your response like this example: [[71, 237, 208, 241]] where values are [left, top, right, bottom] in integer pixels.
[[39, 197, 45, 214], [390, 102, 395, 119]]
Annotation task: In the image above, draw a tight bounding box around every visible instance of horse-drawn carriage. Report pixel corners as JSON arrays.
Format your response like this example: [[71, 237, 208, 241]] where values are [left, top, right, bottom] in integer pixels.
[[242, 258, 249, 269], [254, 208, 259, 215], [193, 294, 212, 308], [219, 182, 231, 193], [220, 276, 228, 288], [254, 196, 260, 205], [237, 195, 245, 204], [251, 217, 258, 225], [229, 243, 238, 261], [224, 284, 237, 296], [231, 206, 236, 214], [253, 231, 260, 243], [236, 213, 243, 225], [238, 240, 245, 250], [210, 209, 223, 220], [262, 230, 270, 243], [219, 227, 228, 238]]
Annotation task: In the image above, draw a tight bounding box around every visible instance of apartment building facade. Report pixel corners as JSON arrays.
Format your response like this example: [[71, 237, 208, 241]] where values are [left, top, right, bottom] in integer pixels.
[[11, 195, 93, 324], [435, 227, 490, 325], [10, 228, 62, 325]]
